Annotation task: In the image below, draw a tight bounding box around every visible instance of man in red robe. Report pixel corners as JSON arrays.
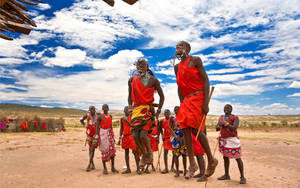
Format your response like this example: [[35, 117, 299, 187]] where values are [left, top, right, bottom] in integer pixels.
[[118, 106, 140, 174], [174, 41, 218, 179], [128, 58, 164, 169], [80, 105, 99, 172], [96, 104, 118, 174]]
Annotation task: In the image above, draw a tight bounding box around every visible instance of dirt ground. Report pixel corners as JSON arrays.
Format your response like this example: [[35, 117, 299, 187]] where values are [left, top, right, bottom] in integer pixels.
[[1, 128, 300, 188]]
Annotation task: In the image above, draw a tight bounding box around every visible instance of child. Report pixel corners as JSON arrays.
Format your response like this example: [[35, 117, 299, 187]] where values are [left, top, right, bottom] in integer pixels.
[[80, 106, 98, 172], [144, 119, 160, 173], [118, 106, 140, 174], [216, 104, 246, 184], [159, 109, 174, 174], [170, 106, 187, 177]]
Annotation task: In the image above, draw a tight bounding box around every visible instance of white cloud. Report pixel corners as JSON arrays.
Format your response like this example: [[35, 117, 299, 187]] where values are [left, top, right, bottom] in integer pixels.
[[42, 47, 87, 67], [289, 81, 300, 88], [92, 50, 143, 70], [37, 3, 51, 10], [207, 68, 244, 74], [213, 83, 263, 97], [209, 74, 246, 82], [156, 67, 174, 76], [287, 93, 300, 97]]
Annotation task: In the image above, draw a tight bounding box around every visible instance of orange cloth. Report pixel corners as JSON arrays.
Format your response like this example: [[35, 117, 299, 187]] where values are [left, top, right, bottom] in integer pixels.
[[176, 56, 206, 130], [100, 114, 112, 129], [131, 75, 155, 105]]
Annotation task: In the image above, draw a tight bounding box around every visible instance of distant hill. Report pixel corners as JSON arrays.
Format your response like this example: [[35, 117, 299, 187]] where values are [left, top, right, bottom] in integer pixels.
[[0, 103, 86, 117]]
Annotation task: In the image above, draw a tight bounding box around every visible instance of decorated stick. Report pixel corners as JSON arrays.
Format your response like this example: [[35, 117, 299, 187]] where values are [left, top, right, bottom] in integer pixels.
[[196, 86, 215, 139]]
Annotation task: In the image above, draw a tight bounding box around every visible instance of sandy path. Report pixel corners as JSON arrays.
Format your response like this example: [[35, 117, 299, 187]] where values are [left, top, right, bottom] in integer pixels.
[[1, 128, 300, 188]]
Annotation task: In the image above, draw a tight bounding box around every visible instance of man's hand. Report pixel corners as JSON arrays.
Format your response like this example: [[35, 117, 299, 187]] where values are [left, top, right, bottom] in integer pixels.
[[202, 104, 209, 115], [117, 137, 121, 145], [216, 125, 220, 131]]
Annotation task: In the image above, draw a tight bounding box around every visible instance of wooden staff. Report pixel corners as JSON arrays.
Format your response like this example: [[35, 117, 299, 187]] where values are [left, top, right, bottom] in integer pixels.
[[196, 86, 215, 139], [156, 143, 163, 171]]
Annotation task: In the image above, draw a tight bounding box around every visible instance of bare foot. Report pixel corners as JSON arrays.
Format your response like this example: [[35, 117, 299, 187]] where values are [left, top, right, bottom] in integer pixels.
[[185, 163, 198, 179], [240, 177, 246, 184], [205, 158, 218, 177], [174, 171, 180, 177]]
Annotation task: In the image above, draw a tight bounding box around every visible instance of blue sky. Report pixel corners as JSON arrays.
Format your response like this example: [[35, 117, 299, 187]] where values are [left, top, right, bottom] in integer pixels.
[[0, 0, 300, 115]]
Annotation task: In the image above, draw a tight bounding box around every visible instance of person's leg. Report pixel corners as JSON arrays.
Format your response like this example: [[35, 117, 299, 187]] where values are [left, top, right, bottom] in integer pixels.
[[196, 155, 207, 182], [171, 154, 176, 172], [174, 155, 180, 177], [140, 130, 153, 163], [90, 147, 95, 170], [132, 130, 145, 154], [197, 131, 218, 177], [236, 158, 246, 184], [151, 163, 155, 172], [102, 160, 108, 174], [161, 149, 169, 173], [86, 147, 93, 171], [111, 157, 119, 173], [218, 156, 230, 180], [182, 128, 198, 179], [182, 155, 187, 176], [144, 164, 150, 174], [133, 150, 141, 174], [132, 129, 146, 168], [122, 149, 131, 174]]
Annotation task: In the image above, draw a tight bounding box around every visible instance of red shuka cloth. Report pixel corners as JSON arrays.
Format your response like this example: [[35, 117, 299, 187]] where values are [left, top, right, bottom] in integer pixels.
[[162, 118, 172, 151], [100, 114, 112, 129], [131, 75, 155, 105], [150, 121, 159, 152], [219, 115, 238, 138], [176, 56, 206, 130], [191, 130, 205, 155], [121, 116, 136, 150]]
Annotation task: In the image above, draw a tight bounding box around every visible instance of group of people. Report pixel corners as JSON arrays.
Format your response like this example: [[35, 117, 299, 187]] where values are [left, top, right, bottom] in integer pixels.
[[80, 41, 246, 184]]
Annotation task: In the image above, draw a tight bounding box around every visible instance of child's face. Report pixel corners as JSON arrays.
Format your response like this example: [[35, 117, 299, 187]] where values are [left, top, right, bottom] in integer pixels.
[[224, 105, 232, 115], [164, 110, 170, 118], [174, 107, 179, 116]]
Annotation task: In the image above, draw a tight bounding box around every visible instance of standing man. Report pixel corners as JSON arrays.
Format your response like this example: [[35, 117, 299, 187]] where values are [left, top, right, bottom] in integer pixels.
[[118, 106, 141, 174], [128, 58, 164, 169], [80, 105, 98, 172], [96, 104, 118, 174], [174, 41, 218, 179]]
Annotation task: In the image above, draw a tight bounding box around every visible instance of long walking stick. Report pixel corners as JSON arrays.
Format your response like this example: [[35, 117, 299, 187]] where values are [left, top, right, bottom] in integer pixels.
[[156, 143, 163, 171], [196, 86, 215, 139]]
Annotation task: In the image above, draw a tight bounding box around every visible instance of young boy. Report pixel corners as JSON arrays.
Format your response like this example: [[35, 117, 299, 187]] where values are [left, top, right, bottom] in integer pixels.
[[96, 104, 118, 174], [118, 106, 140, 174], [159, 109, 174, 174], [80, 106, 98, 172], [216, 104, 246, 184], [170, 106, 187, 177], [144, 119, 160, 173]]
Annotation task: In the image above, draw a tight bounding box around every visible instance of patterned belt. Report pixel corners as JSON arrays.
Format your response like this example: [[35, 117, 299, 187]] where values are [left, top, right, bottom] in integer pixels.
[[184, 90, 204, 98]]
